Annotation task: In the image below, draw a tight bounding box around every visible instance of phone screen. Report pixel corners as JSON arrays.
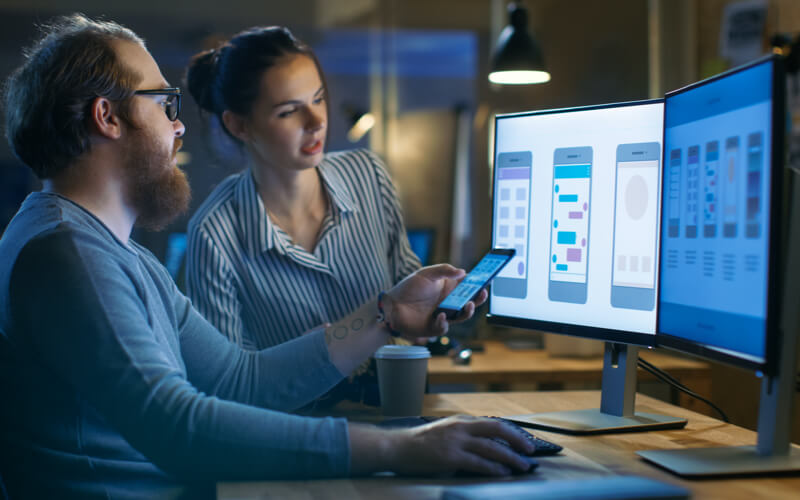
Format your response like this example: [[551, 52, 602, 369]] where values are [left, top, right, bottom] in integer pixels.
[[492, 151, 532, 299], [722, 136, 740, 238], [610, 142, 660, 311], [745, 132, 763, 238], [437, 249, 515, 315], [548, 146, 592, 304], [703, 140, 720, 238], [684, 145, 700, 238], [667, 148, 681, 238]]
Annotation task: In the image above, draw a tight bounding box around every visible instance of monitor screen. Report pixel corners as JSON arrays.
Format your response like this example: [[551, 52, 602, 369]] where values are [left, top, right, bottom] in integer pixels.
[[406, 228, 435, 266], [657, 56, 782, 371], [488, 100, 664, 345]]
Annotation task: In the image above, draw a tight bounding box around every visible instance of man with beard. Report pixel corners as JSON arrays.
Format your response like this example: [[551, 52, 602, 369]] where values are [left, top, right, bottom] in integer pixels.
[[0, 14, 535, 499]]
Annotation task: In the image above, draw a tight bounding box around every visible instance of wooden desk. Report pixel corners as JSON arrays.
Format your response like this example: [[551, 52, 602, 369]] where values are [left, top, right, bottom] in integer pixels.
[[428, 340, 712, 414], [218, 391, 800, 500]]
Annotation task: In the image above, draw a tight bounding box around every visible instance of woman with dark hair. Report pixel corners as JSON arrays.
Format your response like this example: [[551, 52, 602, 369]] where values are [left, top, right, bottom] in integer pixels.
[[184, 26, 420, 405]]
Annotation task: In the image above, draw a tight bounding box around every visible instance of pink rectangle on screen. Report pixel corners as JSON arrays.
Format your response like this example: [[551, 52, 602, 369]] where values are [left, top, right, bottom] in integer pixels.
[[568, 211, 583, 219], [567, 248, 582, 262]]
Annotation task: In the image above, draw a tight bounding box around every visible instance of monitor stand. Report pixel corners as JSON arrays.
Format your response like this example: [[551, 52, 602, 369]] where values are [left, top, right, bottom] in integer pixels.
[[637, 168, 800, 477], [636, 325, 800, 475], [505, 342, 687, 434]]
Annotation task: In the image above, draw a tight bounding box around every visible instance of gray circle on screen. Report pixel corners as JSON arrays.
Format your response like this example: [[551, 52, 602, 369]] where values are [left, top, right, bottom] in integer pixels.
[[626, 174, 648, 220]]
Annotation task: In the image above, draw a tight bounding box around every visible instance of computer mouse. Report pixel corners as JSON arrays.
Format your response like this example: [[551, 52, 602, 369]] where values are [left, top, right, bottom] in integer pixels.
[[492, 437, 540, 474], [512, 454, 540, 474], [455, 440, 539, 477], [489, 416, 563, 456]]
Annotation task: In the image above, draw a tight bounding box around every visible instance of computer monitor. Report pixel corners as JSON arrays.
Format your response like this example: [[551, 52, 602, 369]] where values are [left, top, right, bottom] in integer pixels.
[[489, 99, 687, 433], [164, 232, 188, 280], [406, 228, 436, 266], [637, 55, 800, 476]]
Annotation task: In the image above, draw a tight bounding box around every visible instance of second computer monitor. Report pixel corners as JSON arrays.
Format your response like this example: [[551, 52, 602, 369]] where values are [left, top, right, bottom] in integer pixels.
[[657, 55, 783, 374], [489, 100, 664, 346]]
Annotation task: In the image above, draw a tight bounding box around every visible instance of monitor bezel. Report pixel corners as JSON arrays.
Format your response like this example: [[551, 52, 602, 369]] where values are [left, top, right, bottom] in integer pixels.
[[655, 54, 785, 375], [487, 98, 665, 348]]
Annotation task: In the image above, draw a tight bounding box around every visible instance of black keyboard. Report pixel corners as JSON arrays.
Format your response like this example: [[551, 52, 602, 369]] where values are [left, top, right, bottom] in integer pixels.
[[488, 416, 563, 456], [378, 415, 563, 457]]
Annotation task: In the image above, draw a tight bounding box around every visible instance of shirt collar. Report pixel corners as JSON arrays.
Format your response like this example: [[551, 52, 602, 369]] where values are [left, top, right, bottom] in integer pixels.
[[317, 160, 358, 215], [235, 170, 279, 256], [235, 159, 358, 257]]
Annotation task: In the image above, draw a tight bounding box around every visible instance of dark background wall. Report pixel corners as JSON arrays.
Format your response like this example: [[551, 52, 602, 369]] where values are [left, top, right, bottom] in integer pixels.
[[0, 0, 652, 265]]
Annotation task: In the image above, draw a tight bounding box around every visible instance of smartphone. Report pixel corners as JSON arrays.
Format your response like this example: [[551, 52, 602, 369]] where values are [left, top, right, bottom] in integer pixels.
[[548, 146, 592, 304], [492, 151, 532, 299], [722, 136, 739, 238], [434, 248, 515, 319], [610, 142, 661, 311]]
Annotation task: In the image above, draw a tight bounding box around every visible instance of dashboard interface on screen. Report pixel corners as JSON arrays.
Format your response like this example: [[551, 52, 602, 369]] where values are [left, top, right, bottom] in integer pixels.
[[658, 59, 774, 364], [438, 250, 513, 312], [490, 101, 664, 335]]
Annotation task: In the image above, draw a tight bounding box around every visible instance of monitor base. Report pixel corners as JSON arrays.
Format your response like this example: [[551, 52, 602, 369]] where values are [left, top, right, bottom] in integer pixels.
[[637, 445, 800, 477], [505, 408, 687, 435]]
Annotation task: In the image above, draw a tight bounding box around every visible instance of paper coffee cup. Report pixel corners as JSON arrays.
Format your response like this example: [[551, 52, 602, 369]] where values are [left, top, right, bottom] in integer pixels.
[[374, 345, 430, 416]]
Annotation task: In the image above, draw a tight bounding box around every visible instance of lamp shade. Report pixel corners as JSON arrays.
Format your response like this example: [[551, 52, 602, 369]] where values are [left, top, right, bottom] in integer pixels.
[[489, 3, 550, 85]]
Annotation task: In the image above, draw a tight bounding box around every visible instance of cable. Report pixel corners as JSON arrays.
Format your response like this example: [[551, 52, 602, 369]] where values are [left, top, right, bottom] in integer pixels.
[[638, 357, 729, 423], [638, 356, 687, 390], [637, 357, 730, 423]]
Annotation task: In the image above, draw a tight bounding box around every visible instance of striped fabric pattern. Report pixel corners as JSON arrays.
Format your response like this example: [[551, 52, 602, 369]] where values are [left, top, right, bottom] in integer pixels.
[[186, 149, 421, 350]]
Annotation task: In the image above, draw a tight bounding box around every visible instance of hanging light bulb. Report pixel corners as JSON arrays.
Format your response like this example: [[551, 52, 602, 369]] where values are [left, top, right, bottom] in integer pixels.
[[342, 103, 375, 143], [347, 112, 375, 143], [489, 2, 551, 85]]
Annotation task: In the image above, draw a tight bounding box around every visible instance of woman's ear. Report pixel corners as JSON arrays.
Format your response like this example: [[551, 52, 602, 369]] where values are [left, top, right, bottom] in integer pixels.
[[222, 110, 249, 143], [89, 96, 122, 139]]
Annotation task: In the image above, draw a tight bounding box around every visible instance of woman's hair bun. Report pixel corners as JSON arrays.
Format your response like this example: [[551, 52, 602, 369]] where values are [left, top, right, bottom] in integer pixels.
[[185, 48, 219, 113]]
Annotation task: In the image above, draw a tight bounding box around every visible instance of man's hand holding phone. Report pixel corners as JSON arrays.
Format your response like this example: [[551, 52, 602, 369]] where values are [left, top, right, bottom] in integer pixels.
[[433, 248, 515, 320], [381, 264, 489, 342]]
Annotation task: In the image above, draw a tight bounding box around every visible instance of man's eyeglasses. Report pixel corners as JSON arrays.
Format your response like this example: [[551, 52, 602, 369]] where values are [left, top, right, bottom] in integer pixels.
[[133, 87, 182, 121]]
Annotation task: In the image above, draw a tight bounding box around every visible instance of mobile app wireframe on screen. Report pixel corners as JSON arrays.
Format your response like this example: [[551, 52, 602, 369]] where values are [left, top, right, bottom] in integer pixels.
[[658, 60, 773, 362], [493, 152, 531, 299], [490, 101, 664, 335]]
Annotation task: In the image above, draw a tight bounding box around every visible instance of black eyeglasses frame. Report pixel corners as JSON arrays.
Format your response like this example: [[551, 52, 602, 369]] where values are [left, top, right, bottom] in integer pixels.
[[133, 87, 182, 121]]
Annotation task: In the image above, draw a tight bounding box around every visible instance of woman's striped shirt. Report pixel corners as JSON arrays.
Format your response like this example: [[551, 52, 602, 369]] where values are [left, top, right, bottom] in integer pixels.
[[185, 149, 421, 350]]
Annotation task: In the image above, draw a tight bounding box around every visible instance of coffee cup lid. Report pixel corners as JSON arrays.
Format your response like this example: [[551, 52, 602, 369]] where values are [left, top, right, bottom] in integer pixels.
[[374, 345, 431, 360]]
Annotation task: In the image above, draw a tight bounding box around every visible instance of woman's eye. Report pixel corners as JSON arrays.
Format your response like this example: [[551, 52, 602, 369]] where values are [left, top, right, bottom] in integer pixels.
[[278, 108, 296, 118]]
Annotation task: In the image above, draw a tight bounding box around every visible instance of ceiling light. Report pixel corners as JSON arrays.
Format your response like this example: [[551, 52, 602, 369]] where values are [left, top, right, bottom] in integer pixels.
[[489, 2, 551, 85]]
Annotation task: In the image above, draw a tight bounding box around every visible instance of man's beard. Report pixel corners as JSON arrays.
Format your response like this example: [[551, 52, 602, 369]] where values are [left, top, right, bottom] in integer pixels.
[[123, 129, 191, 231]]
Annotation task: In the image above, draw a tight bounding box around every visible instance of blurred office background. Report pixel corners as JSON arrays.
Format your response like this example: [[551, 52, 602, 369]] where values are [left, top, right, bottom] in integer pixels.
[[0, 0, 798, 436]]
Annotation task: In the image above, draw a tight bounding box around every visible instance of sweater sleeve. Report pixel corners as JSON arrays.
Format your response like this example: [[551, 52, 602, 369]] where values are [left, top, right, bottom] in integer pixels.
[[9, 227, 350, 480], [367, 150, 422, 282], [177, 304, 345, 412]]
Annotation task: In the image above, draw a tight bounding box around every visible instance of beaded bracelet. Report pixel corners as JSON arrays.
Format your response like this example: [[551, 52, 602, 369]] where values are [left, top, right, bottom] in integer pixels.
[[377, 291, 402, 337]]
